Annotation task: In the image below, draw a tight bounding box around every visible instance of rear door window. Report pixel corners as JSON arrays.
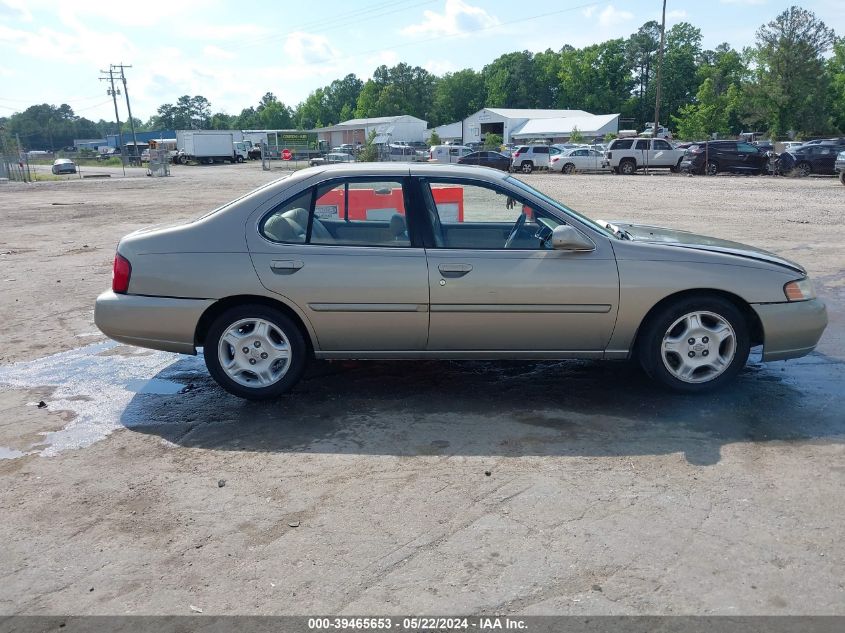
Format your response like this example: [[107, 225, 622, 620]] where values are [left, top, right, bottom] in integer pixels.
[[612, 139, 634, 150]]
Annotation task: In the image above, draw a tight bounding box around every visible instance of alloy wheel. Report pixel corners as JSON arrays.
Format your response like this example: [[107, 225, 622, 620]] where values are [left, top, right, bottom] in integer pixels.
[[660, 311, 736, 384], [217, 318, 292, 388]]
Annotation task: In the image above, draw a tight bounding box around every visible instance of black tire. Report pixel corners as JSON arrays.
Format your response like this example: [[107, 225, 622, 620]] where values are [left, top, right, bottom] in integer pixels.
[[839, 171, 845, 186], [521, 161, 534, 174], [562, 163, 575, 174], [204, 304, 308, 400], [637, 295, 750, 393], [795, 162, 811, 177], [619, 159, 636, 175], [669, 158, 682, 173], [236, 155, 244, 163], [706, 160, 718, 176]]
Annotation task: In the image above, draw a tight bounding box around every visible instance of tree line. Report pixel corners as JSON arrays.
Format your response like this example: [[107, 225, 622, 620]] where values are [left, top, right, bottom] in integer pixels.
[[3, 6, 843, 150]]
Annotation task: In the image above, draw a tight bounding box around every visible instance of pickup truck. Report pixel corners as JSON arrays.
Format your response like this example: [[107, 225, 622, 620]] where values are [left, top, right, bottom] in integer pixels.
[[604, 138, 686, 175], [836, 150, 845, 186]]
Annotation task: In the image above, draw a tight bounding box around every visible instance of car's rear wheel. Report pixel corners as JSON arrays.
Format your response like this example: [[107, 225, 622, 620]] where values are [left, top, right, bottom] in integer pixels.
[[521, 161, 534, 174], [840, 171, 845, 185], [669, 158, 683, 173], [638, 296, 750, 393], [706, 160, 719, 176], [795, 162, 812, 177], [562, 163, 575, 174], [204, 305, 307, 400], [619, 159, 636, 175]]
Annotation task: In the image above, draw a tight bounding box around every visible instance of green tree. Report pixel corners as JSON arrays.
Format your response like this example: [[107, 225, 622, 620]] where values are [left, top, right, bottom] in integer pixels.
[[483, 51, 540, 108], [483, 133, 503, 149], [671, 78, 731, 140], [431, 69, 485, 125], [627, 21, 661, 127], [827, 38, 845, 132], [656, 23, 704, 127], [354, 63, 436, 121], [751, 6, 836, 136], [429, 130, 441, 145], [569, 127, 584, 143], [558, 39, 634, 113], [359, 129, 379, 162]]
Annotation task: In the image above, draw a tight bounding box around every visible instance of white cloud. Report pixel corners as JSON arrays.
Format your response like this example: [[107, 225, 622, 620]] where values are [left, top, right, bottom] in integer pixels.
[[0, 0, 32, 21], [402, 0, 499, 37], [597, 5, 634, 29], [203, 45, 235, 60], [423, 59, 457, 75], [283, 31, 339, 66]]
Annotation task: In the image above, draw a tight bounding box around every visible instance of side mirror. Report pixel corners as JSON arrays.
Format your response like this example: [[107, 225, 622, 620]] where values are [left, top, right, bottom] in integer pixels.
[[551, 225, 595, 251]]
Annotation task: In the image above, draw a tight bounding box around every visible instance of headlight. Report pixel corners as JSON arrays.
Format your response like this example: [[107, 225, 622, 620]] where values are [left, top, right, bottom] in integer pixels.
[[784, 277, 815, 301]]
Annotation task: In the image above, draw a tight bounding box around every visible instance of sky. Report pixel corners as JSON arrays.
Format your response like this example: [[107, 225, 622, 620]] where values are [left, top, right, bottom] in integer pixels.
[[1, 0, 843, 123]]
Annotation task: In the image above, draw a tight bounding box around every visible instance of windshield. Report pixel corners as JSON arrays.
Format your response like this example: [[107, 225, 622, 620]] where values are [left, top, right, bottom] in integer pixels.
[[505, 176, 616, 238]]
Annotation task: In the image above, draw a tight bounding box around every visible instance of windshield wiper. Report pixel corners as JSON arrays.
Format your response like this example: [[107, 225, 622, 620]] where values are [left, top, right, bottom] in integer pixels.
[[598, 220, 632, 240]]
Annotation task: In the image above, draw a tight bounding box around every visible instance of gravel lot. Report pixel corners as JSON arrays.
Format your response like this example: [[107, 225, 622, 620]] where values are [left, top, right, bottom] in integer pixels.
[[0, 162, 843, 615]]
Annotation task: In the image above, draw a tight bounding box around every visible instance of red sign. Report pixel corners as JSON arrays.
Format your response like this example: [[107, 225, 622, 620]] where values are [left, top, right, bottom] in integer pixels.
[[281, 148, 292, 161]]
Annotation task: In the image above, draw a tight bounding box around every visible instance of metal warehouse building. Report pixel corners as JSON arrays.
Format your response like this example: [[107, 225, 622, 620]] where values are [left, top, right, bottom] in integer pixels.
[[462, 108, 620, 144], [315, 115, 428, 147]]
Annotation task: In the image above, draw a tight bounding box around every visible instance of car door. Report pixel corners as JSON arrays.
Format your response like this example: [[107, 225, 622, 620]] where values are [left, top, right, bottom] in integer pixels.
[[735, 142, 764, 172], [649, 139, 674, 167], [418, 176, 619, 353], [246, 176, 430, 352]]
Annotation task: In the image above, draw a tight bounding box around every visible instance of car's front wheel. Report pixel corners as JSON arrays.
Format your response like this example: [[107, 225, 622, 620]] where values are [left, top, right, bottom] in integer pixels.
[[521, 161, 534, 174], [204, 305, 307, 400], [706, 160, 719, 176], [795, 162, 812, 177], [840, 171, 845, 186], [638, 296, 750, 393]]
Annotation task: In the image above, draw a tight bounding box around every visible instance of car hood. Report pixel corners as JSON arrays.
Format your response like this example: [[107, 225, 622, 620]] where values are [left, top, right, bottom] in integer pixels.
[[602, 221, 806, 274]]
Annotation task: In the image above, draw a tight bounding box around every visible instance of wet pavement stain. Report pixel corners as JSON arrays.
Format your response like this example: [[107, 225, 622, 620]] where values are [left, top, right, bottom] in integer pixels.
[[0, 340, 842, 464]]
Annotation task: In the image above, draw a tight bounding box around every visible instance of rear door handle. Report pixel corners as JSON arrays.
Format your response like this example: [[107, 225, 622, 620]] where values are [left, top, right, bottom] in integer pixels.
[[270, 260, 304, 274], [438, 263, 473, 277]]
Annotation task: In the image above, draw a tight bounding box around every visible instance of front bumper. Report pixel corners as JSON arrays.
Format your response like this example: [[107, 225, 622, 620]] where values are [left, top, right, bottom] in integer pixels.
[[752, 298, 828, 362], [94, 291, 214, 355]]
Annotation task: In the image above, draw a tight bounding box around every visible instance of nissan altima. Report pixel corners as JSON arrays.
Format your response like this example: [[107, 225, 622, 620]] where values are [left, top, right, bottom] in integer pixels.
[[95, 164, 827, 399]]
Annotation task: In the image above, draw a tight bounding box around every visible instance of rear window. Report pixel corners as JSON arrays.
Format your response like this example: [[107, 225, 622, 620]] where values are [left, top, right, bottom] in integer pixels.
[[514, 146, 529, 153], [611, 139, 634, 150]]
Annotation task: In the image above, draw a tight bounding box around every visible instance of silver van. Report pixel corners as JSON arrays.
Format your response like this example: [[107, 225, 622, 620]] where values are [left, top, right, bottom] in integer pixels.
[[429, 145, 472, 163]]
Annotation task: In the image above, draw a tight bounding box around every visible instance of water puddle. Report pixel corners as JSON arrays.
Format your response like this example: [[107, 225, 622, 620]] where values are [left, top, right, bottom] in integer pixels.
[[0, 341, 205, 457], [0, 446, 29, 460], [125, 378, 185, 395]]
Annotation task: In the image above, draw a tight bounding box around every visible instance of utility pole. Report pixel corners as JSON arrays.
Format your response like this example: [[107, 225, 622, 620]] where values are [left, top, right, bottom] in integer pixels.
[[113, 63, 139, 166], [100, 67, 126, 175], [653, 0, 667, 141]]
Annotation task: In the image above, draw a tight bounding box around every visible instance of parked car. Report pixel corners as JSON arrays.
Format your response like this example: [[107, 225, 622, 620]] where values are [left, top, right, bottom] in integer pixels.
[[309, 152, 355, 167], [511, 145, 551, 173], [836, 150, 845, 185], [94, 163, 827, 400], [604, 138, 686, 174], [549, 147, 609, 174], [51, 158, 77, 174], [680, 141, 772, 176], [457, 151, 512, 171], [777, 142, 845, 177], [429, 145, 472, 164]]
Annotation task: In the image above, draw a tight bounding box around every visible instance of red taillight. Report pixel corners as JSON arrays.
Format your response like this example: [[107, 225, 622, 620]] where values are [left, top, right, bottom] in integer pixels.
[[112, 253, 131, 294], [513, 152, 521, 157]]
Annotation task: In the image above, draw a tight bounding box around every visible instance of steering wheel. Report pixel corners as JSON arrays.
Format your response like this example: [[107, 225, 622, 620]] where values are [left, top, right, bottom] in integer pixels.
[[504, 213, 526, 249]]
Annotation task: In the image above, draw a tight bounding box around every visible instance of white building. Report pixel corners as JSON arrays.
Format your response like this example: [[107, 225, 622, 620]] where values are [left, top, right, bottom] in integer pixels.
[[510, 113, 620, 142], [315, 115, 428, 147], [462, 108, 619, 144], [427, 121, 463, 144]]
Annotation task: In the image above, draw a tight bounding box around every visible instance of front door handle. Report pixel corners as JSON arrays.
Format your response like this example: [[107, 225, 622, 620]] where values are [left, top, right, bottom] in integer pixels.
[[270, 260, 304, 274], [438, 263, 473, 277]]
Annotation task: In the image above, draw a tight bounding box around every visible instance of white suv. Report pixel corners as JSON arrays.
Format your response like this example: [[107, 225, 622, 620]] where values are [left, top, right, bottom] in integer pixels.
[[511, 145, 551, 173]]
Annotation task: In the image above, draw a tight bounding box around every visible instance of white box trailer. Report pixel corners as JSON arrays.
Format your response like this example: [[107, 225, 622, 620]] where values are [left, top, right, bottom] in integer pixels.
[[176, 130, 240, 164]]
